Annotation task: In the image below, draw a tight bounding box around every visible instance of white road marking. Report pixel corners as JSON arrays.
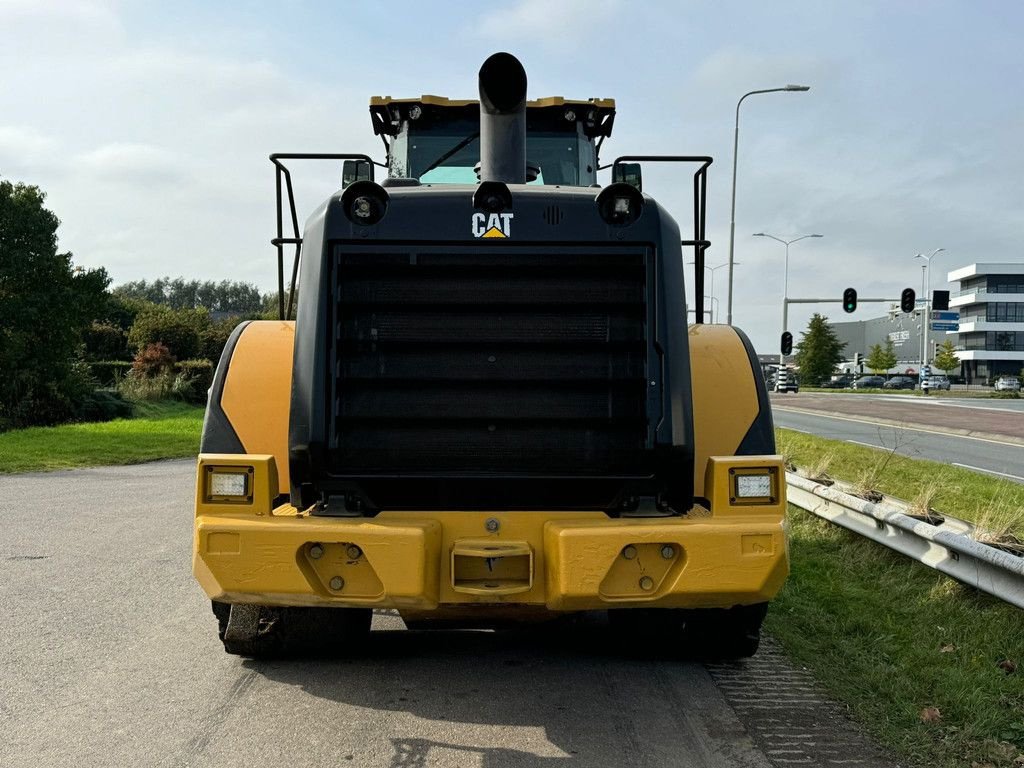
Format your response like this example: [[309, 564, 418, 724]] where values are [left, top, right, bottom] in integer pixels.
[[846, 439, 883, 450], [951, 463, 1024, 482], [784, 427, 811, 434]]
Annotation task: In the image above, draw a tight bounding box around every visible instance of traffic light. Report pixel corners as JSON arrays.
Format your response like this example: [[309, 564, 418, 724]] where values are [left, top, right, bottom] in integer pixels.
[[843, 287, 857, 313], [933, 290, 950, 311], [781, 331, 793, 355], [854, 352, 862, 370], [901, 287, 916, 313]]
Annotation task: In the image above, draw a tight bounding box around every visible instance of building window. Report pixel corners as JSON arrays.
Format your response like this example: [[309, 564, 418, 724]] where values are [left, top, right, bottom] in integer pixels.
[[985, 303, 1024, 322], [985, 331, 1024, 351], [988, 276, 1024, 294]]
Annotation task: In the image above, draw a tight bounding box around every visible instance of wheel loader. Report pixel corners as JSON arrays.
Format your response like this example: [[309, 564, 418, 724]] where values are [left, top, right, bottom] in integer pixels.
[[193, 53, 786, 658]]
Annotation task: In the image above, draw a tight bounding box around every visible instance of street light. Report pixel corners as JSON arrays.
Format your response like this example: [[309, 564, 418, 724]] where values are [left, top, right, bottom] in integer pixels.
[[753, 232, 823, 363], [915, 247, 946, 367], [726, 84, 811, 326], [688, 260, 737, 322]]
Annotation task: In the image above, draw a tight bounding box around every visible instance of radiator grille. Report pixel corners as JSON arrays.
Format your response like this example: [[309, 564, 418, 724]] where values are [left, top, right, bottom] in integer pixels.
[[327, 244, 650, 475]]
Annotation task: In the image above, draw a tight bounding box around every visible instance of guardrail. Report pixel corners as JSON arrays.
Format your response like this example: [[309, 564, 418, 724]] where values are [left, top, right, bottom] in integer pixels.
[[785, 472, 1024, 609]]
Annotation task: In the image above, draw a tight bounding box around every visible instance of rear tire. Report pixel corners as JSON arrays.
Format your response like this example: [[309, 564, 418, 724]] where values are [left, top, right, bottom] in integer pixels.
[[682, 603, 767, 659], [211, 601, 372, 658]]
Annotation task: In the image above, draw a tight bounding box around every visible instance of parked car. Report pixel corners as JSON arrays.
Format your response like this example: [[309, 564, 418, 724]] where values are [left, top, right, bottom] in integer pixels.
[[852, 375, 886, 389], [820, 374, 855, 388], [994, 376, 1021, 392], [883, 376, 916, 390], [923, 375, 951, 391]]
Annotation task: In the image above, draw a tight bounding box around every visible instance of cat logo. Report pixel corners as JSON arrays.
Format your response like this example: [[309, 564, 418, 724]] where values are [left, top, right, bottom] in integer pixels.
[[471, 211, 513, 239]]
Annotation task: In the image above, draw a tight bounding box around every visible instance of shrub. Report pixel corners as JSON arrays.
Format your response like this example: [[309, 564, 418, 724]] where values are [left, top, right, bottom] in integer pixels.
[[83, 321, 129, 361], [174, 359, 214, 404], [127, 304, 208, 361], [200, 318, 237, 362], [73, 389, 134, 422], [130, 342, 175, 378], [88, 360, 133, 387]]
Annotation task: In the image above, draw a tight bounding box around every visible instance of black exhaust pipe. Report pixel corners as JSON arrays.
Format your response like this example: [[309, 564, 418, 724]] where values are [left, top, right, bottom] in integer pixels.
[[478, 52, 527, 184]]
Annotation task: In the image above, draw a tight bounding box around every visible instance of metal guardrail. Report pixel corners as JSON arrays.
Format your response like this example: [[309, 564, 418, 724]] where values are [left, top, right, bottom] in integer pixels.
[[785, 472, 1024, 609]]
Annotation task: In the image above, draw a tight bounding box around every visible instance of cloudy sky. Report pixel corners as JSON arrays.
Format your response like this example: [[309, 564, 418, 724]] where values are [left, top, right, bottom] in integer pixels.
[[2, 0, 1022, 353]]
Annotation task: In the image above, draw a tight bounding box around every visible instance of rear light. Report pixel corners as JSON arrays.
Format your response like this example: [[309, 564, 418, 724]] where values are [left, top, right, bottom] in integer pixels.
[[730, 466, 779, 505], [205, 466, 254, 504]]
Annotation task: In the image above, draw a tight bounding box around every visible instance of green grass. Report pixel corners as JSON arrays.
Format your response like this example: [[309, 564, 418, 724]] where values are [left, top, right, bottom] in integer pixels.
[[0, 401, 204, 473], [777, 428, 1024, 536], [770, 428, 1024, 767]]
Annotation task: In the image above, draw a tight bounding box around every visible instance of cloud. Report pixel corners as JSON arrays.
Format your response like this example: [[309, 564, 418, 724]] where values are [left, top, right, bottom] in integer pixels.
[[73, 143, 181, 184], [0, 125, 60, 166], [477, 0, 622, 44]]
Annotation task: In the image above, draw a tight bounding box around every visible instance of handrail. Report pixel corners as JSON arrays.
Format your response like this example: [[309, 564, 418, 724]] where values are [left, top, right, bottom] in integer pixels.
[[269, 154, 375, 320]]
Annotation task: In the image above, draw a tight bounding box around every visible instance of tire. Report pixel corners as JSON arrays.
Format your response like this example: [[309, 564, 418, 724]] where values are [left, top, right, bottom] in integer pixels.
[[681, 603, 768, 659], [212, 601, 372, 658], [607, 604, 767, 659]]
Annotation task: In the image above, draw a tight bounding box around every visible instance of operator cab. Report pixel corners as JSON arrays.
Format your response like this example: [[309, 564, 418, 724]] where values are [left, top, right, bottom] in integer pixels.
[[367, 96, 615, 187]]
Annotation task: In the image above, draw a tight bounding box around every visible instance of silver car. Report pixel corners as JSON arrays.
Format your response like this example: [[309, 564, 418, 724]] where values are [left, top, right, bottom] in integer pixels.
[[924, 375, 951, 391]]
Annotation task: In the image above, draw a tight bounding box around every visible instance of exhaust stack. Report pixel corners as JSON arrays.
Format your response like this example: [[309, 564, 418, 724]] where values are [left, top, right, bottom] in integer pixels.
[[478, 52, 527, 184]]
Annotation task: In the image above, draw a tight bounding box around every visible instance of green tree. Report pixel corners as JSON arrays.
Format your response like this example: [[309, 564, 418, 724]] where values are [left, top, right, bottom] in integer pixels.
[[793, 314, 847, 386], [0, 179, 110, 429], [114, 276, 263, 314], [865, 339, 897, 374], [933, 340, 960, 373]]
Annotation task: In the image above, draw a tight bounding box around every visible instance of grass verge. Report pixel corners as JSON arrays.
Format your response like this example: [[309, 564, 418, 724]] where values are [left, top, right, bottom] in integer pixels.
[[771, 427, 1024, 767], [0, 401, 204, 473]]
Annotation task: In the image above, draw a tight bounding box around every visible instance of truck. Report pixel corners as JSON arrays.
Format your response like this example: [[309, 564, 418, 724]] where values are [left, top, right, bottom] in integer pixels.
[[193, 52, 786, 658]]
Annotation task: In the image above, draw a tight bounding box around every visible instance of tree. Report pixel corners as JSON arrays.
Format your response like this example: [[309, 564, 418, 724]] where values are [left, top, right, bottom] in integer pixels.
[[933, 340, 960, 373], [114, 277, 264, 315], [0, 179, 110, 429], [865, 340, 897, 374], [793, 314, 847, 386]]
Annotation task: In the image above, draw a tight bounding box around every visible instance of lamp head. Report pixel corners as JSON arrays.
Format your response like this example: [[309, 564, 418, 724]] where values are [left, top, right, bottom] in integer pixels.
[[785, 84, 810, 91]]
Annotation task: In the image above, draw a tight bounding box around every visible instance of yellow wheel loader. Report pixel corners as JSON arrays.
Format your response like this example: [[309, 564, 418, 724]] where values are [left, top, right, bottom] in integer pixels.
[[193, 53, 786, 658]]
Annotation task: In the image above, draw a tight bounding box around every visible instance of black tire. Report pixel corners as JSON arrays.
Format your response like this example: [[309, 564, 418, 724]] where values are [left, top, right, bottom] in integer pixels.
[[681, 603, 767, 659], [211, 601, 372, 658]]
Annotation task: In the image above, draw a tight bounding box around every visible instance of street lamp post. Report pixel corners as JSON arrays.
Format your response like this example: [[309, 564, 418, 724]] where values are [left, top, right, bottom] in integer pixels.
[[753, 232, 823, 363], [689, 259, 735, 322], [915, 247, 946, 368], [726, 84, 810, 326]]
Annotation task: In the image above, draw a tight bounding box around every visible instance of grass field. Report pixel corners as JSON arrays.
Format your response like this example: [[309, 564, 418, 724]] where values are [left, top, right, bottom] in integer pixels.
[[0, 401, 204, 473], [772, 427, 1024, 768]]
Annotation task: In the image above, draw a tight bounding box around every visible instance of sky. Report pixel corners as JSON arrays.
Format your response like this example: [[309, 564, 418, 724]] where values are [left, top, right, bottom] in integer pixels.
[[2, 0, 1022, 353]]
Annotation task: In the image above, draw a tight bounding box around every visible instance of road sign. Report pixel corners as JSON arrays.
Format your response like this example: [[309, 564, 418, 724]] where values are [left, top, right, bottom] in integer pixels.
[[931, 322, 959, 331], [931, 310, 960, 321]]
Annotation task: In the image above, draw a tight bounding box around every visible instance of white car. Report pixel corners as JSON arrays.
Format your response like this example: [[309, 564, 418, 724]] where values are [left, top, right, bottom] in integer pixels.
[[993, 376, 1021, 392]]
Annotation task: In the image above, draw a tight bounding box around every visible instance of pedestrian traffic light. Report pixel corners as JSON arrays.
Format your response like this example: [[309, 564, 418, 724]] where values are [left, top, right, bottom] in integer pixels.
[[781, 331, 793, 355], [843, 287, 857, 313], [932, 290, 950, 311], [901, 287, 916, 313]]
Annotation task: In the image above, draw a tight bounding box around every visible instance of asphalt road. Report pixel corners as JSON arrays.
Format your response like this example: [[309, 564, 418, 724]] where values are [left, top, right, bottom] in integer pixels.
[[0, 461, 893, 768], [773, 396, 1024, 483]]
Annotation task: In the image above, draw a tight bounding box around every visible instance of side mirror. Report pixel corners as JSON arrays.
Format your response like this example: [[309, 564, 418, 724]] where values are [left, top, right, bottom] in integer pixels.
[[342, 159, 374, 188], [612, 162, 642, 191]]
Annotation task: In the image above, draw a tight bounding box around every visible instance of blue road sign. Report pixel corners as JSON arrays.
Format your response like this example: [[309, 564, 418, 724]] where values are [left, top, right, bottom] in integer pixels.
[[931, 310, 960, 321], [931, 322, 959, 331]]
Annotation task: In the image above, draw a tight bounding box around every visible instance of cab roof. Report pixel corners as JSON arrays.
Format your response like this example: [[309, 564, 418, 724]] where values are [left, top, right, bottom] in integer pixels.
[[369, 95, 616, 139]]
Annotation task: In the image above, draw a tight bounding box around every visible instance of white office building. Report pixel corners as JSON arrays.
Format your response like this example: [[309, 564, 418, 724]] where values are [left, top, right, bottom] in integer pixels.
[[948, 262, 1024, 381]]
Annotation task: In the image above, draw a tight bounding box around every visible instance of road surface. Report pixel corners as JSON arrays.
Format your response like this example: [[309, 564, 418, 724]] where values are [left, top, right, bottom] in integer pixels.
[[772, 393, 1024, 483], [0, 461, 894, 768]]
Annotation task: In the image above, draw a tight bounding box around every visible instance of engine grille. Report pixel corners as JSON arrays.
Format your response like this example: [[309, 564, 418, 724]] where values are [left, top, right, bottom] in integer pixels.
[[327, 244, 651, 476]]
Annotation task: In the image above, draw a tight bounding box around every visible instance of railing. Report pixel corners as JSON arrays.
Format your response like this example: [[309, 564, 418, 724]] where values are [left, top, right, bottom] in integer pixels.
[[786, 472, 1024, 609]]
